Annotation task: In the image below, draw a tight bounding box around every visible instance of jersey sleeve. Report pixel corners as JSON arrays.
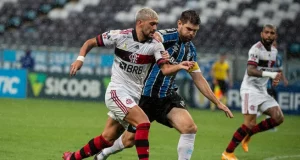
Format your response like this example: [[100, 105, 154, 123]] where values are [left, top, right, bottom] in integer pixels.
[[157, 28, 178, 43], [153, 42, 169, 67], [248, 47, 259, 66], [96, 30, 122, 47]]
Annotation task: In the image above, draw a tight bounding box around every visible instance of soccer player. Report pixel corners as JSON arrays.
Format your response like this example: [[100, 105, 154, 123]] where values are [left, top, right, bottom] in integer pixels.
[[63, 8, 194, 160], [221, 24, 284, 160], [95, 10, 234, 160], [210, 53, 233, 110], [257, 40, 288, 131]]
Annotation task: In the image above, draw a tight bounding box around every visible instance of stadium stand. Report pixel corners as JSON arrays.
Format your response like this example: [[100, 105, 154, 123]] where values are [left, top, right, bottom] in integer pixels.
[[0, 0, 299, 53]]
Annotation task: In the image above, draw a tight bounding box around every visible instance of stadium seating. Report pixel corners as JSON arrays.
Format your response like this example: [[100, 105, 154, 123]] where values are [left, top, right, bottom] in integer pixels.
[[0, 0, 299, 53]]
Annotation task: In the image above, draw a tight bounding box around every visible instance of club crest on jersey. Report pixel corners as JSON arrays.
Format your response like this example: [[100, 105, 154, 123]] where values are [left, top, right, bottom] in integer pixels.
[[250, 105, 255, 111], [129, 53, 139, 63], [126, 98, 133, 104]]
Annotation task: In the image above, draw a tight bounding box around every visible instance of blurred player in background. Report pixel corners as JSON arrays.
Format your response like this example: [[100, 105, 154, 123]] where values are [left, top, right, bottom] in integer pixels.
[[222, 24, 284, 160], [63, 8, 194, 160], [210, 53, 233, 110], [257, 39, 289, 131], [95, 10, 233, 160], [266, 40, 289, 100]]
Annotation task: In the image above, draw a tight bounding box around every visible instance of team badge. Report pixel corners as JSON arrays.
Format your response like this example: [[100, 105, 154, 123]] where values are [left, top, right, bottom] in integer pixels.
[[126, 99, 133, 104]]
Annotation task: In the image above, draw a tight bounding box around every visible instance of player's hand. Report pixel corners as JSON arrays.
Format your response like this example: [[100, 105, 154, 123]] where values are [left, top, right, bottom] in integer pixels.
[[161, 51, 170, 60], [179, 61, 195, 71], [70, 60, 83, 76], [272, 72, 282, 87], [217, 103, 234, 118], [283, 78, 289, 87]]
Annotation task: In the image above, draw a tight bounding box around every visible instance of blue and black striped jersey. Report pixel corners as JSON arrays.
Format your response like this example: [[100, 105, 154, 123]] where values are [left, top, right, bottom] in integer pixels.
[[142, 28, 198, 98]]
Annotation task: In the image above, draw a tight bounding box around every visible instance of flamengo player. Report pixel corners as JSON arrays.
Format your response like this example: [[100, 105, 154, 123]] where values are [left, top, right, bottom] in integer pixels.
[[63, 8, 194, 160], [221, 24, 284, 160]]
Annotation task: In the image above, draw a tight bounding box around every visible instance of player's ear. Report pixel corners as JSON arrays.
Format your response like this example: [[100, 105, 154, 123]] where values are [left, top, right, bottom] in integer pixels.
[[136, 20, 143, 26], [177, 20, 182, 27]]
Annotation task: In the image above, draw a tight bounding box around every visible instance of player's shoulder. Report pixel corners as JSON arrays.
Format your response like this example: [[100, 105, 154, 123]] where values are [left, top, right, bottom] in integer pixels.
[[157, 28, 178, 35], [119, 28, 133, 35], [271, 45, 278, 53], [249, 41, 263, 52], [149, 38, 163, 46], [253, 41, 263, 49], [188, 42, 197, 54], [108, 28, 133, 37]]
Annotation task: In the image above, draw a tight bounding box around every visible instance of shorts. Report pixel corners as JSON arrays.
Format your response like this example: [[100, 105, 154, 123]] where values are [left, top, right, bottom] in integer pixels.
[[105, 85, 139, 129], [138, 90, 187, 128], [213, 79, 228, 94], [240, 91, 279, 114]]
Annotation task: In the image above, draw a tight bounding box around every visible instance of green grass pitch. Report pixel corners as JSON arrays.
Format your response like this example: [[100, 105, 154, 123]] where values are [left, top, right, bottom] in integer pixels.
[[0, 98, 300, 160]]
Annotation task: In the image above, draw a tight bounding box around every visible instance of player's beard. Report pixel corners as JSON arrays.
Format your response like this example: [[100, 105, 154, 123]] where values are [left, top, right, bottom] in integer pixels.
[[142, 29, 155, 39], [178, 29, 193, 42], [262, 38, 274, 46]]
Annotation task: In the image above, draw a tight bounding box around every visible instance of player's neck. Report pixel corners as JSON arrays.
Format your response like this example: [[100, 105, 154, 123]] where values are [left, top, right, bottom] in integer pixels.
[[135, 28, 147, 42], [260, 40, 271, 51]]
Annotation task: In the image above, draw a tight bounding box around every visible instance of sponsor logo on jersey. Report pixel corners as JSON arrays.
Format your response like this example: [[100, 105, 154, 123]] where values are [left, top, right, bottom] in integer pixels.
[[250, 54, 258, 61], [119, 61, 144, 74]]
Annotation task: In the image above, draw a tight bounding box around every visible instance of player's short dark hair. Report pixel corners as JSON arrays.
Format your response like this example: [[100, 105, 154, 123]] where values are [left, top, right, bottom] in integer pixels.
[[262, 24, 277, 32], [179, 10, 201, 25]]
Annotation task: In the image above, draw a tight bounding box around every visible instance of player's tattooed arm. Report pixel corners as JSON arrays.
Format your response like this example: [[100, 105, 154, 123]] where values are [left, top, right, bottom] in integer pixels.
[[247, 64, 281, 81], [247, 64, 263, 77]]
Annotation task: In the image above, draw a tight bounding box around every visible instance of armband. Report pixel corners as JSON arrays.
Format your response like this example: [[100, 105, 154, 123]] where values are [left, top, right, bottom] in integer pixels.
[[262, 71, 277, 79], [76, 56, 85, 62]]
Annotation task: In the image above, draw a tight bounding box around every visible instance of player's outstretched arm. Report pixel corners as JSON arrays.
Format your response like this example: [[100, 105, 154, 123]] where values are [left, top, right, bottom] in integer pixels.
[[160, 61, 194, 76], [190, 72, 234, 118], [70, 38, 98, 76]]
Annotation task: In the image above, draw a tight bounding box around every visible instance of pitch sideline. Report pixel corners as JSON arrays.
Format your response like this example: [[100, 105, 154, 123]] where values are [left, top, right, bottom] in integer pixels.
[[264, 154, 300, 160]]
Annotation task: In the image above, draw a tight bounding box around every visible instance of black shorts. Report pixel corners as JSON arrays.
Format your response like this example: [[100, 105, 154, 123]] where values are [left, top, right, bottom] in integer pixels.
[[138, 91, 187, 128], [267, 88, 277, 100], [213, 79, 228, 94]]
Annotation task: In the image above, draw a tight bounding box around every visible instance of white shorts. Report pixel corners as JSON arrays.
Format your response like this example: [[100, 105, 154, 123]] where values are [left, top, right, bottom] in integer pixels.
[[240, 91, 279, 114], [105, 84, 140, 129]]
